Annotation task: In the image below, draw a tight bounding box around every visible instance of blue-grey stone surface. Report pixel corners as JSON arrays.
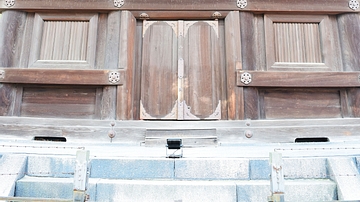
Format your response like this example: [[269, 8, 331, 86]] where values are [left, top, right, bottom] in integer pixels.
[[236, 179, 336, 202], [327, 157, 360, 200], [249, 159, 269, 180], [175, 158, 249, 180], [0, 155, 27, 196], [283, 158, 327, 179], [90, 158, 174, 179], [96, 179, 237, 202], [27, 155, 75, 178], [15, 176, 99, 200]]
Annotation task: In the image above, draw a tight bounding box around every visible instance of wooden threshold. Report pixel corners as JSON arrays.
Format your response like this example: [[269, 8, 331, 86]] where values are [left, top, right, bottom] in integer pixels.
[[0, 68, 125, 85], [0, 0, 358, 13], [237, 71, 360, 87]]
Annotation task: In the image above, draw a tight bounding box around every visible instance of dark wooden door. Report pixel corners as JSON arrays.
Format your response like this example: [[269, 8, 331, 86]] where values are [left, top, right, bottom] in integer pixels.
[[140, 20, 224, 120]]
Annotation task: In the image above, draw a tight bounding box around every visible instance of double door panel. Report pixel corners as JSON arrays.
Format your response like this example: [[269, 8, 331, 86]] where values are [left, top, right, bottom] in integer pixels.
[[140, 20, 223, 120]]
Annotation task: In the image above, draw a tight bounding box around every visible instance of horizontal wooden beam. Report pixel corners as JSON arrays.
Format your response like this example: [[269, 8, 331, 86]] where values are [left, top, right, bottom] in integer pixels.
[[0, 68, 124, 85], [0, 0, 358, 13], [237, 71, 360, 87]]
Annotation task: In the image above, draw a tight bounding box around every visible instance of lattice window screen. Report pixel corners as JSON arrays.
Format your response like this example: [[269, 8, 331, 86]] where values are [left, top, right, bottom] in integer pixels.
[[40, 21, 89, 61], [273, 23, 322, 63]]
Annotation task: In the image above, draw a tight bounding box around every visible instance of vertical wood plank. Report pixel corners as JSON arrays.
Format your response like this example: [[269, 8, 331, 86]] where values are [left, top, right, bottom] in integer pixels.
[[132, 20, 143, 120], [8, 86, 23, 116], [117, 11, 136, 120], [340, 89, 351, 118], [0, 11, 27, 67], [101, 11, 121, 120], [225, 11, 244, 120], [240, 12, 260, 119], [338, 13, 360, 117], [0, 11, 27, 116], [95, 13, 108, 70]]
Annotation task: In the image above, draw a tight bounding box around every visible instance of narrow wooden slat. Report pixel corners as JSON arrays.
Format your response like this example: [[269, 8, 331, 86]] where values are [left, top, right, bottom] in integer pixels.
[[117, 11, 137, 120], [225, 11, 243, 120], [237, 71, 360, 87], [1, 0, 357, 13], [0, 68, 124, 85]]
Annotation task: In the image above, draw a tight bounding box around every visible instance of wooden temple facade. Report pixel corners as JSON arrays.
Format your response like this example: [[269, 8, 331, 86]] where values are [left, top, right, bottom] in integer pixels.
[[0, 0, 360, 143]]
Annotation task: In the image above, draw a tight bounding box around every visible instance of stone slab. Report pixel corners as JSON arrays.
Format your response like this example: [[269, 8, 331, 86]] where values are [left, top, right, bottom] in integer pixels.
[[327, 157, 360, 200], [249, 159, 269, 180], [0, 155, 27, 196], [27, 155, 75, 178], [96, 179, 237, 202], [283, 158, 327, 179], [175, 158, 249, 180], [15, 176, 99, 200], [236, 179, 336, 202], [90, 158, 174, 179]]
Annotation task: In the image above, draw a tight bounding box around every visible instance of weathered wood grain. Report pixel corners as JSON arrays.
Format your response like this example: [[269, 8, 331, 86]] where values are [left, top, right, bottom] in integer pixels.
[[132, 20, 143, 120], [117, 11, 136, 120], [20, 86, 98, 119], [104, 11, 120, 70], [94, 13, 107, 69], [338, 13, 360, 72], [183, 21, 225, 119], [237, 71, 360, 87], [347, 88, 360, 117], [28, 13, 98, 69], [239, 12, 260, 120], [260, 88, 342, 119], [264, 14, 341, 71], [140, 21, 178, 119], [19, 12, 35, 68], [0, 68, 124, 85], [225, 11, 243, 120], [1, 0, 357, 13], [0, 11, 26, 67]]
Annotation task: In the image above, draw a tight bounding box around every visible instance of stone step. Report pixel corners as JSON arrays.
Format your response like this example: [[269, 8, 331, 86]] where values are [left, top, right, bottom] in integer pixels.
[[26, 155, 329, 180], [15, 176, 337, 202]]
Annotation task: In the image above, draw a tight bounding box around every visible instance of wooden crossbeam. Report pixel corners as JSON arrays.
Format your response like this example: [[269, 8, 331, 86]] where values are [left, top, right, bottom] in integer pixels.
[[0, 0, 357, 13], [0, 68, 124, 85], [237, 71, 360, 87]]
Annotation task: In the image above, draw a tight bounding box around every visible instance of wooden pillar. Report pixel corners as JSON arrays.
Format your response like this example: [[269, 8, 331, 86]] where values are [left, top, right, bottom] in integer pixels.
[[101, 11, 121, 120], [0, 11, 27, 116], [338, 13, 360, 117], [117, 11, 136, 120], [225, 11, 244, 120]]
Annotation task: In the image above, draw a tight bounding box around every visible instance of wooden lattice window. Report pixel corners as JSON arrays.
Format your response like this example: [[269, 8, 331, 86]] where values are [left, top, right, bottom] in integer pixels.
[[29, 13, 98, 69], [265, 15, 341, 71]]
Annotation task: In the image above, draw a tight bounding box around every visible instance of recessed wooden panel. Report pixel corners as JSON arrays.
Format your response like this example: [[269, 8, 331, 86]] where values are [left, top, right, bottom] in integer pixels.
[[29, 13, 98, 69], [274, 23, 321, 63], [184, 21, 224, 119], [140, 21, 178, 119], [265, 14, 341, 71], [40, 21, 89, 61], [20, 86, 99, 119], [260, 88, 342, 119]]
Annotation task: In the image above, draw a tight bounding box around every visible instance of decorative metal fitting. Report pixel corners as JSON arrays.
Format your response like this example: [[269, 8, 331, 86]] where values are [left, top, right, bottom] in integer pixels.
[[349, 0, 359, 10], [244, 130, 253, 138], [5, 0, 15, 7], [237, 0, 247, 9], [139, 13, 150, 20], [109, 72, 120, 83], [240, 72, 252, 85], [114, 0, 124, 8], [0, 70, 4, 79], [212, 12, 222, 19]]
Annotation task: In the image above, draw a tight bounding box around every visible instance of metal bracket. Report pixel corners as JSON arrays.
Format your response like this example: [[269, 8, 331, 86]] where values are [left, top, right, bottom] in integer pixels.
[[212, 12, 222, 19], [0, 70, 4, 79], [349, 0, 359, 10], [240, 72, 252, 85], [4, 0, 15, 7], [114, 0, 124, 8], [108, 72, 120, 84], [237, 0, 247, 8], [139, 13, 150, 20]]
